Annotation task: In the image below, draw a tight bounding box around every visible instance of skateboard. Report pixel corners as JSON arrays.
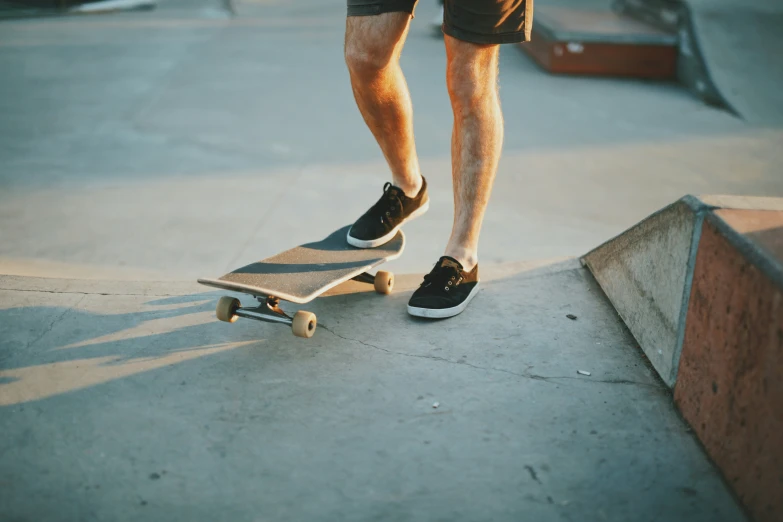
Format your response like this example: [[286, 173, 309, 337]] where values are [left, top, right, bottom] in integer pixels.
[[197, 225, 404, 338]]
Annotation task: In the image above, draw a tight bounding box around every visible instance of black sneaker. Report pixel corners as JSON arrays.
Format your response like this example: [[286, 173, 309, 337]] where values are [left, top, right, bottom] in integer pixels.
[[347, 178, 429, 248], [408, 256, 480, 318]]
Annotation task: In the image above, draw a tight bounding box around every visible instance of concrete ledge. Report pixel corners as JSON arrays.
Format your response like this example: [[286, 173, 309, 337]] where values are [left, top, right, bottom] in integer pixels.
[[582, 195, 783, 388], [583, 195, 783, 522], [674, 211, 783, 522], [519, 5, 677, 79]]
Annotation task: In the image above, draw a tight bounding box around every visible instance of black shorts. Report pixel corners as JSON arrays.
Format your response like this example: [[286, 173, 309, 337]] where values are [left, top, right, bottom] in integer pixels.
[[346, 0, 534, 44]]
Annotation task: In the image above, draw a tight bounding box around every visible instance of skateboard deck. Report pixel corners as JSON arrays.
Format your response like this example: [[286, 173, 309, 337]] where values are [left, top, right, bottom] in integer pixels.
[[197, 226, 404, 338], [198, 226, 404, 303]]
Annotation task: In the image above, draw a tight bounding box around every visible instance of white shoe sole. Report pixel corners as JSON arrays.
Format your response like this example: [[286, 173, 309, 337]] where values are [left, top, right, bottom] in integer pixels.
[[407, 282, 480, 319], [347, 199, 430, 249]]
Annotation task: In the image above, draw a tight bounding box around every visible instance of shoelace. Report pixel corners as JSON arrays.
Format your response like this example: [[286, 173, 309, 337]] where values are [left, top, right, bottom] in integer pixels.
[[421, 262, 463, 292], [373, 182, 404, 224]]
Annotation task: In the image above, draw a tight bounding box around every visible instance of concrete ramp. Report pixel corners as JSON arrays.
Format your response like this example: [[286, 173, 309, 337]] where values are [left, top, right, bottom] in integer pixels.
[[615, 0, 783, 124], [581, 196, 702, 387], [583, 194, 783, 522], [0, 263, 744, 521], [682, 0, 783, 125]]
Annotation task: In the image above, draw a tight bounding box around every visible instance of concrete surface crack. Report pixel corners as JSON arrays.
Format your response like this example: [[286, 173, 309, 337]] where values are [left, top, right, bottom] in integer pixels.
[[318, 326, 660, 389], [491, 367, 558, 383], [319, 324, 559, 384], [319, 324, 385, 353], [547, 376, 662, 388], [524, 465, 542, 484], [25, 295, 85, 350]]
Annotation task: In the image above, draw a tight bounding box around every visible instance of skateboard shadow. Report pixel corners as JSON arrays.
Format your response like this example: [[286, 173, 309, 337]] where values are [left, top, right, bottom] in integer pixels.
[[0, 259, 614, 408], [0, 292, 271, 407], [0, 274, 410, 406]]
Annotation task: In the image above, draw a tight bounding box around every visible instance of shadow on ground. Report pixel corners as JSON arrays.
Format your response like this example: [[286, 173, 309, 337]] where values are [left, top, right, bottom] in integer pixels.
[[0, 261, 745, 522]]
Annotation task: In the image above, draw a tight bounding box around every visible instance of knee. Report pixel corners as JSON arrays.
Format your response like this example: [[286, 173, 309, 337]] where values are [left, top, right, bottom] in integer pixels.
[[344, 13, 410, 79], [447, 66, 485, 109], [445, 43, 499, 109], [344, 39, 395, 78]]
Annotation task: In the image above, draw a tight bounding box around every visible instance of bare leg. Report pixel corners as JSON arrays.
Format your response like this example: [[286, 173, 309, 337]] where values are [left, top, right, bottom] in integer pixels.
[[344, 13, 423, 197], [443, 34, 504, 271]]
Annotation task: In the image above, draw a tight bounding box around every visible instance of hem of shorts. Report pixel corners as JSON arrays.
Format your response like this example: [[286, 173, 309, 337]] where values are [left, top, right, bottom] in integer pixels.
[[442, 23, 529, 44], [347, 2, 416, 17]]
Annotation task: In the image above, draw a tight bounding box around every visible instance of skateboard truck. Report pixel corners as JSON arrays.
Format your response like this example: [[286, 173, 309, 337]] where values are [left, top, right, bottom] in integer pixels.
[[212, 270, 394, 338], [216, 294, 316, 338], [233, 296, 292, 326]]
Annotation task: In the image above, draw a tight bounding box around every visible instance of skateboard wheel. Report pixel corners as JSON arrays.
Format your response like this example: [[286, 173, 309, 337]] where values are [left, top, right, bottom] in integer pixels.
[[216, 296, 240, 323], [374, 270, 394, 295], [292, 310, 317, 338]]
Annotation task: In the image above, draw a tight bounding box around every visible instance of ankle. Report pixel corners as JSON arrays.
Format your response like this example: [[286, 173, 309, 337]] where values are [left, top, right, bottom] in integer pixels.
[[393, 174, 423, 199], [443, 248, 477, 272]]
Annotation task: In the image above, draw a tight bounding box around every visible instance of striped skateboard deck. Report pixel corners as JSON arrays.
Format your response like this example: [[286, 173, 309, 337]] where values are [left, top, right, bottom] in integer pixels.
[[198, 225, 404, 337]]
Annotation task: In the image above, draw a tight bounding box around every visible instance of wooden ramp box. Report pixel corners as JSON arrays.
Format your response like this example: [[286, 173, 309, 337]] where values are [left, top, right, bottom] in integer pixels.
[[520, 6, 678, 79]]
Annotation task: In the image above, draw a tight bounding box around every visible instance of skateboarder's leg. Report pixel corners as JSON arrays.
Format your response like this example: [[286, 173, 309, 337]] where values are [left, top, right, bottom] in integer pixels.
[[407, 0, 532, 318], [406, 37, 500, 319], [345, 2, 431, 249], [438, 0, 534, 269], [345, 8, 422, 197], [442, 34, 503, 272]]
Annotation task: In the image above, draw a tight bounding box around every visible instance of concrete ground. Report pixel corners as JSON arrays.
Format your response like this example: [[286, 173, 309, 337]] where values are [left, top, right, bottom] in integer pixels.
[[1, 0, 781, 519], [0, 265, 748, 521]]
